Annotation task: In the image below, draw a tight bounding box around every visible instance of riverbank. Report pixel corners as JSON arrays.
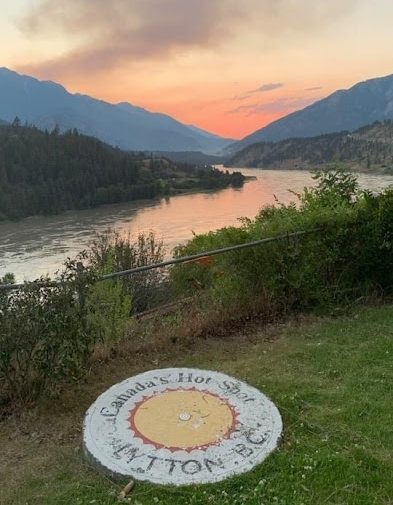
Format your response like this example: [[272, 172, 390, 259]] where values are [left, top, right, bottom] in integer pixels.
[[1, 303, 392, 504], [4, 168, 393, 283], [0, 169, 316, 282]]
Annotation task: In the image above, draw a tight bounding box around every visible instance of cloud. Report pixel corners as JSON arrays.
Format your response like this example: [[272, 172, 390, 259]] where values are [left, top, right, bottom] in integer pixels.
[[305, 86, 323, 91], [226, 96, 323, 116], [233, 83, 284, 101], [17, 0, 244, 78], [16, 0, 360, 79], [232, 94, 252, 101], [248, 83, 284, 94]]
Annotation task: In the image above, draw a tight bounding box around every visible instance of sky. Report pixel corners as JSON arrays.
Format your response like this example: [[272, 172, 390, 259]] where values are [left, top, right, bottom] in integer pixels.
[[1, 0, 393, 139]]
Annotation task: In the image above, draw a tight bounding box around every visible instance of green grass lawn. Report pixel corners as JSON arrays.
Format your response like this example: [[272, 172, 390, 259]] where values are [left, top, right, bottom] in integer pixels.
[[1, 304, 392, 505]]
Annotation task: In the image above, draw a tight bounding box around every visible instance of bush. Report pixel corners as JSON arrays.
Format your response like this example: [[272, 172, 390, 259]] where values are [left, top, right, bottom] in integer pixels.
[[85, 253, 132, 343], [87, 229, 167, 313], [0, 231, 168, 404], [0, 257, 97, 402], [171, 169, 393, 313]]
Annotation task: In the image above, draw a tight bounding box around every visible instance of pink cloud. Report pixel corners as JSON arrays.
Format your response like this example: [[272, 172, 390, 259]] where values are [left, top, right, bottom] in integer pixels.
[[226, 96, 323, 116], [247, 83, 284, 94]]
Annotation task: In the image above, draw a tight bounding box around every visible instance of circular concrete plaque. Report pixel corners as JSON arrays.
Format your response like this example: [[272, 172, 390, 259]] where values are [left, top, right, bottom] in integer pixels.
[[83, 368, 282, 485]]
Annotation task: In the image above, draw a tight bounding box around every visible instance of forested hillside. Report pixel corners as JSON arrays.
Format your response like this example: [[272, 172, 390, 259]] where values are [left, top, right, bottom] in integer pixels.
[[154, 151, 224, 165], [0, 123, 244, 220], [226, 120, 393, 172]]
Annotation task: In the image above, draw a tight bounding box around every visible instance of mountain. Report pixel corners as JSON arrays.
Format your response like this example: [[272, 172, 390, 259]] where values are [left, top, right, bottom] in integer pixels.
[[225, 120, 393, 173], [228, 74, 393, 153], [0, 68, 233, 154], [0, 118, 8, 125]]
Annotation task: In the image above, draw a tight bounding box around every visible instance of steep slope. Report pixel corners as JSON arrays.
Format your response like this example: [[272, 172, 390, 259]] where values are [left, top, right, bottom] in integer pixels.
[[0, 68, 233, 153], [225, 121, 393, 173], [228, 74, 393, 152]]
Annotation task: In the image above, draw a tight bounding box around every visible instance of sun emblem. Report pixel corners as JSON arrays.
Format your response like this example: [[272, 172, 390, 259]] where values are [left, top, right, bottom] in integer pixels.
[[127, 388, 239, 452]]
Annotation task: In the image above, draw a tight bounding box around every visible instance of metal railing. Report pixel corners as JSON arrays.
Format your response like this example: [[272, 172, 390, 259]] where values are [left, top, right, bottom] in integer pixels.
[[0, 228, 324, 319], [0, 229, 322, 292]]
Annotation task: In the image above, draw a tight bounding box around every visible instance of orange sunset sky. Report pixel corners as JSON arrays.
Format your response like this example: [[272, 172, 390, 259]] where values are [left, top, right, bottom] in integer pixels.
[[1, 0, 393, 139]]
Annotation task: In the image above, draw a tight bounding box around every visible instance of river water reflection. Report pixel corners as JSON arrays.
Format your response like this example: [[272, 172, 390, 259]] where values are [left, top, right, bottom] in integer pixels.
[[1, 168, 393, 282]]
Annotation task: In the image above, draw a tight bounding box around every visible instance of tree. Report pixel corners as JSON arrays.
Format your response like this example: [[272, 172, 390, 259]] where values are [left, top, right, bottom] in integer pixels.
[[12, 116, 21, 128]]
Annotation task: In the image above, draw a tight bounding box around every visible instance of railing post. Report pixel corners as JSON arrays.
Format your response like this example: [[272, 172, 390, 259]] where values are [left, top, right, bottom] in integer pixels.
[[77, 261, 85, 310]]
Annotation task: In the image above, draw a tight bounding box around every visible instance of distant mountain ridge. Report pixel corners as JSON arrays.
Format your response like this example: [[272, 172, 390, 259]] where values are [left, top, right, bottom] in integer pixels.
[[0, 68, 234, 154], [225, 120, 393, 173], [227, 73, 393, 153]]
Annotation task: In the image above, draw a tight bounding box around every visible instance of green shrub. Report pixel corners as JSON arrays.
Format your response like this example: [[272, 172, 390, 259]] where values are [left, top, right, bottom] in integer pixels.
[[171, 168, 393, 313], [0, 257, 97, 402], [87, 229, 167, 313], [0, 231, 170, 404], [85, 252, 132, 343], [0, 273, 15, 308], [171, 226, 249, 297]]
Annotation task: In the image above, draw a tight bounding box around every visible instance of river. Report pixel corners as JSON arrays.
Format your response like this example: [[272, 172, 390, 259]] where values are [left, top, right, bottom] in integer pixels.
[[1, 168, 393, 282]]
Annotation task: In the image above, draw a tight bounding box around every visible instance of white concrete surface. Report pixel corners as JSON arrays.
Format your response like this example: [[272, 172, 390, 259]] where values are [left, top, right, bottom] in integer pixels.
[[83, 368, 283, 485]]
